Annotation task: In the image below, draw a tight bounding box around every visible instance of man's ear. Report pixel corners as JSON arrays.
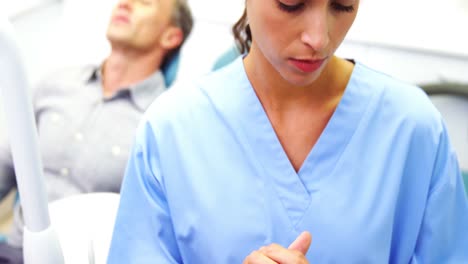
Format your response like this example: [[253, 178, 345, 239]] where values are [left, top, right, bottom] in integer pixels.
[[160, 26, 183, 51]]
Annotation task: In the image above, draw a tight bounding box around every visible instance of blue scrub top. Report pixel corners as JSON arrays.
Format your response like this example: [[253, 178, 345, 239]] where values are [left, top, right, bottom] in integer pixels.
[[108, 58, 468, 263]]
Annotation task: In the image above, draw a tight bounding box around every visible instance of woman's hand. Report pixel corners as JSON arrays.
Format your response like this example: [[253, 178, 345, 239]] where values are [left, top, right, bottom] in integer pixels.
[[242, 231, 312, 264]]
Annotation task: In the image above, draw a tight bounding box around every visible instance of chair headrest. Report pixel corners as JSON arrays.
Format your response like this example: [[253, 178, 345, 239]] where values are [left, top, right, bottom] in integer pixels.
[[211, 45, 241, 71], [161, 50, 180, 88]]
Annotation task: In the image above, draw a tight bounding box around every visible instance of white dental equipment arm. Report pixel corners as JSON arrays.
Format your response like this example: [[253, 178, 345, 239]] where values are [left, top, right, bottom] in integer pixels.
[[0, 15, 64, 264]]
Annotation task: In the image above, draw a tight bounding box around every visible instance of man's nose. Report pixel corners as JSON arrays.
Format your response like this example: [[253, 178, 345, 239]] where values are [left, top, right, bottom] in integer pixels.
[[117, 0, 133, 11]]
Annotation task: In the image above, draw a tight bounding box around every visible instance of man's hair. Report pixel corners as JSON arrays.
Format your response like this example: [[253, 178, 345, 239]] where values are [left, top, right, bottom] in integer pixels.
[[163, 0, 193, 68]]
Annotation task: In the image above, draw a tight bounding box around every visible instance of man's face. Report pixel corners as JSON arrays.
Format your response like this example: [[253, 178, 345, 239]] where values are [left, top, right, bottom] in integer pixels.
[[106, 0, 176, 51]]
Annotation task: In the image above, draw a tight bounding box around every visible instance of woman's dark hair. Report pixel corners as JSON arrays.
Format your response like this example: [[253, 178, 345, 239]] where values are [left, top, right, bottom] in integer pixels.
[[232, 8, 252, 54]]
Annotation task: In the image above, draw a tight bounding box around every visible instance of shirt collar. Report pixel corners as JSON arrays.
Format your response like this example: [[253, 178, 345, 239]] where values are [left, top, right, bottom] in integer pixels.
[[86, 65, 167, 111]]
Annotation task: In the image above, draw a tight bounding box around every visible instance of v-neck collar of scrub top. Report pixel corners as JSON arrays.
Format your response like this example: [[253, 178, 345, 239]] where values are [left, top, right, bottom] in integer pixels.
[[202, 57, 379, 227]]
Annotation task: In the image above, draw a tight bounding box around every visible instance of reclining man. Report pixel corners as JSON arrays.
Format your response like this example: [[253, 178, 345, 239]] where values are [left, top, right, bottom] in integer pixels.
[[0, 0, 193, 262]]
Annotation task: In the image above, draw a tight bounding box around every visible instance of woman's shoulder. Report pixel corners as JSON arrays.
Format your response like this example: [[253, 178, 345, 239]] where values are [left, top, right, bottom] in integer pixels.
[[353, 62, 426, 99], [353, 62, 444, 133], [142, 58, 245, 127]]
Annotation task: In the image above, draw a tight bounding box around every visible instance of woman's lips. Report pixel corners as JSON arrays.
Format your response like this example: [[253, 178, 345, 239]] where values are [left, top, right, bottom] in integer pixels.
[[289, 58, 326, 73]]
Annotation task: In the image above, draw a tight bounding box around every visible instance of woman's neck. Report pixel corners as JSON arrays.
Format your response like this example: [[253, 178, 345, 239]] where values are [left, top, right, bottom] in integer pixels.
[[244, 49, 354, 113]]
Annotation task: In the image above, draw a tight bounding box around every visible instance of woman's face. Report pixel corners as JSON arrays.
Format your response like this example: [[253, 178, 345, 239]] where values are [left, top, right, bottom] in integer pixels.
[[246, 0, 359, 86]]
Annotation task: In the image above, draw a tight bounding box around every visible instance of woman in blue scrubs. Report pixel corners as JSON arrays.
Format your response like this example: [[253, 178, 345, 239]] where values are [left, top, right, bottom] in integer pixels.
[[107, 0, 468, 263]]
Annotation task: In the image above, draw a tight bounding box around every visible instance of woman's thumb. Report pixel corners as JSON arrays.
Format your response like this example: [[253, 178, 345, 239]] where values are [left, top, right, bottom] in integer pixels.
[[288, 231, 312, 255]]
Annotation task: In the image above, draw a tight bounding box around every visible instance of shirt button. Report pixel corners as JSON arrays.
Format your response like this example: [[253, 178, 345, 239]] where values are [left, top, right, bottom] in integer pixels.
[[111, 146, 121, 156], [75, 132, 84, 141], [60, 168, 69, 176]]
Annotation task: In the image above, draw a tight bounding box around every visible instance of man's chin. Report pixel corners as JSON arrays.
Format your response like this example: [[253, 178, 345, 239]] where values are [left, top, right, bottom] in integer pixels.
[[106, 33, 132, 46]]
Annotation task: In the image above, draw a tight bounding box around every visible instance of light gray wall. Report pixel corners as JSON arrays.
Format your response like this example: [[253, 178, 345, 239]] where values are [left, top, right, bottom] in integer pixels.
[[10, 2, 64, 85], [0, 2, 64, 141]]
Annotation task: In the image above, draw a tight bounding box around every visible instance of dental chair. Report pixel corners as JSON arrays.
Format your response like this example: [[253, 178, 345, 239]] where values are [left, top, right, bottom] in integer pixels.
[[211, 44, 241, 71], [48, 192, 120, 264], [421, 82, 468, 194]]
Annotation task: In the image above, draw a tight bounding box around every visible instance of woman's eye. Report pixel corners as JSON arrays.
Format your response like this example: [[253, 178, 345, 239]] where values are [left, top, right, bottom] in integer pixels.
[[331, 2, 355, 13], [277, 1, 305, 13]]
